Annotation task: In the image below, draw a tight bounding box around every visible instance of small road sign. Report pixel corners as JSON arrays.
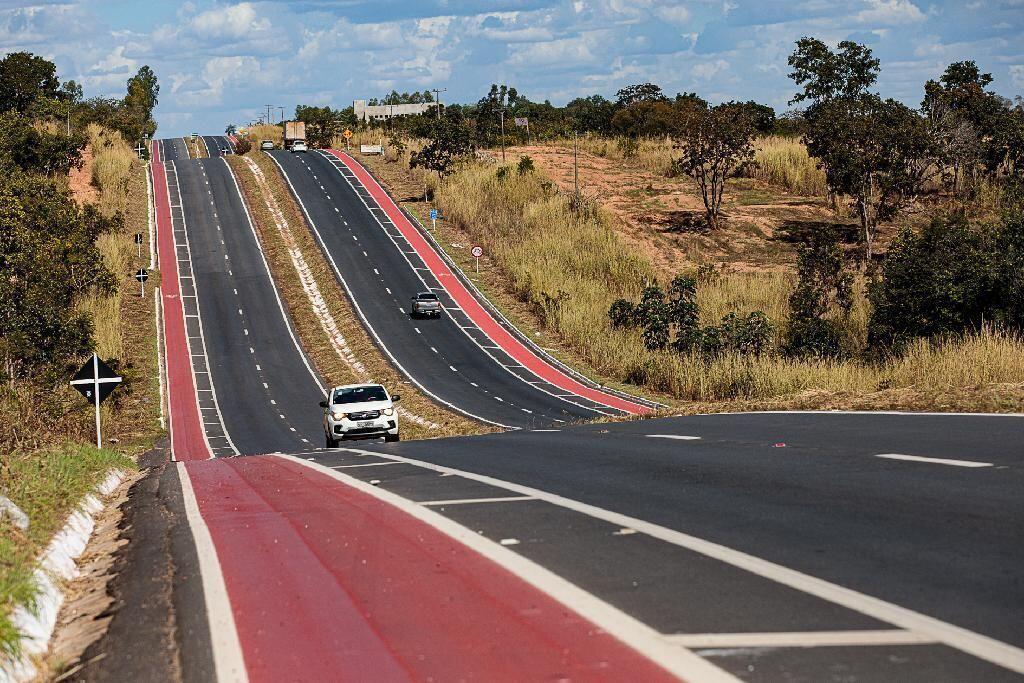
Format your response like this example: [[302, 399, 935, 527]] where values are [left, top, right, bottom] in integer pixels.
[[71, 353, 122, 447], [429, 208, 438, 220], [471, 245, 483, 258], [343, 129, 353, 139], [135, 268, 149, 297], [134, 232, 144, 257]]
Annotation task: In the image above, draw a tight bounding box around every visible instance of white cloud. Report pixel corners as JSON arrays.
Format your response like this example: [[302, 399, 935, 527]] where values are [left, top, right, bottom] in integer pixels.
[[191, 3, 269, 40], [1010, 64, 1024, 89], [856, 0, 926, 25], [691, 58, 729, 81]]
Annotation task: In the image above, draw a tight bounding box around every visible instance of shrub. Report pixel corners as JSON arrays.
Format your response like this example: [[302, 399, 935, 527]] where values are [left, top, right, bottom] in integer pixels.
[[233, 136, 252, 155], [517, 155, 535, 174], [868, 215, 1024, 350], [608, 299, 636, 328], [786, 226, 853, 358]]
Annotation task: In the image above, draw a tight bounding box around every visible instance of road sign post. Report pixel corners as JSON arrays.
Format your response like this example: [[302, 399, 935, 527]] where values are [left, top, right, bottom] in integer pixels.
[[429, 208, 438, 231], [343, 128, 353, 151], [471, 245, 483, 274], [135, 268, 149, 297], [134, 232, 144, 258], [70, 354, 122, 448]]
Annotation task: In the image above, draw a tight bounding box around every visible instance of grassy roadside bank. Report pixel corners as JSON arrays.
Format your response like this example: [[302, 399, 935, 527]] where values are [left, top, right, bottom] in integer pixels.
[[358, 150, 1024, 413], [2, 131, 161, 661], [0, 446, 134, 659], [226, 153, 486, 439]]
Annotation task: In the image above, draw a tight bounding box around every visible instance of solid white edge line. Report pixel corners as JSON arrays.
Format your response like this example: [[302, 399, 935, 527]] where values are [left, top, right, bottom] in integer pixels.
[[176, 463, 248, 683], [647, 435, 701, 441], [666, 630, 937, 648], [264, 151, 509, 428], [276, 454, 734, 682], [155, 286, 165, 430], [874, 453, 993, 468], [419, 495, 536, 506], [329, 447, 1024, 675]]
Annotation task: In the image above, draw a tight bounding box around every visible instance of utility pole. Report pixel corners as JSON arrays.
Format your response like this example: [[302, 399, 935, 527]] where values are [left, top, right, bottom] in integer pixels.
[[573, 130, 579, 197], [498, 108, 507, 163], [431, 88, 447, 120], [278, 106, 284, 123], [265, 104, 273, 125]]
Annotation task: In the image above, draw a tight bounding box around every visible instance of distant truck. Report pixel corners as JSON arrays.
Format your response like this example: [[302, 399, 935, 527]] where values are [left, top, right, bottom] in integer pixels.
[[283, 120, 306, 150]]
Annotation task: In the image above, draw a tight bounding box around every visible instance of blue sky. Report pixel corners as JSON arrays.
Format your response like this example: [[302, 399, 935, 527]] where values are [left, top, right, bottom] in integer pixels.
[[2, 0, 1022, 137]]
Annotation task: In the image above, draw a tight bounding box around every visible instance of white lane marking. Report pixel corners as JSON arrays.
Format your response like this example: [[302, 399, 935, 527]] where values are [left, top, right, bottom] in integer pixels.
[[414, 327, 421, 334], [255, 364, 261, 371], [420, 496, 535, 506], [262, 382, 269, 389], [449, 365, 458, 372], [278, 453, 735, 681], [532, 429, 560, 432], [874, 453, 993, 468], [385, 287, 392, 294], [667, 630, 937, 649], [176, 465, 249, 682], [330, 461, 404, 469], [521, 408, 532, 414], [266, 153, 508, 428], [499, 538, 520, 546], [327, 447, 1024, 675], [647, 435, 702, 441], [494, 396, 504, 402], [430, 346, 438, 354], [220, 157, 329, 405]]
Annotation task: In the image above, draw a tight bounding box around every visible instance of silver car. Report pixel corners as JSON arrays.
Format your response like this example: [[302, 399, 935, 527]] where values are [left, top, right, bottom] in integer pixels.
[[410, 292, 441, 318], [320, 383, 400, 447]]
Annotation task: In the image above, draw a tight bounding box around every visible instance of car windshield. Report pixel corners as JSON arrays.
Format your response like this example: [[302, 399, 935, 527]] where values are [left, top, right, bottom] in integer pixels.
[[333, 385, 388, 404], [417, 293, 438, 301]]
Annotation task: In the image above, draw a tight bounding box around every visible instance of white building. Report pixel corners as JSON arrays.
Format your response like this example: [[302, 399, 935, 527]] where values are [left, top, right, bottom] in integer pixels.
[[353, 99, 437, 122]]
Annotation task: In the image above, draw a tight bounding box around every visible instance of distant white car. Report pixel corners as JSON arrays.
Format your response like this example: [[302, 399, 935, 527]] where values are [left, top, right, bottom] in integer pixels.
[[321, 383, 400, 446], [259, 139, 275, 150], [291, 140, 308, 153]]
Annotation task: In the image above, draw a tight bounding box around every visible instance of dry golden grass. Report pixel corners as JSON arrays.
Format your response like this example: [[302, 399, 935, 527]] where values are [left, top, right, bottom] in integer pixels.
[[243, 124, 283, 149], [86, 124, 138, 217], [435, 159, 1024, 410], [749, 136, 828, 196], [547, 134, 675, 175]]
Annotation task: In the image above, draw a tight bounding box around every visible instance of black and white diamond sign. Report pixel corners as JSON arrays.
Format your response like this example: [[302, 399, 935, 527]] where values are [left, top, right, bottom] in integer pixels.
[[71, 354, 122, 404]]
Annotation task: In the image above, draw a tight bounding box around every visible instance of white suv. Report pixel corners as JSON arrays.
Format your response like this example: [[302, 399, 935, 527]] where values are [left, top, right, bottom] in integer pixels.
[[321, 384, 400, 447]]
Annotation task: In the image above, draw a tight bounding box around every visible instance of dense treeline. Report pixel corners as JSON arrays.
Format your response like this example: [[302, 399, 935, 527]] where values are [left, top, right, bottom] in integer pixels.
[[0, 51, 159, 403]]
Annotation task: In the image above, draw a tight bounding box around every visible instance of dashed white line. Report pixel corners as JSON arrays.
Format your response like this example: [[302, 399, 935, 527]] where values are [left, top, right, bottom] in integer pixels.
[[647, 435, 702, 441], [874, 453, 993, 468]]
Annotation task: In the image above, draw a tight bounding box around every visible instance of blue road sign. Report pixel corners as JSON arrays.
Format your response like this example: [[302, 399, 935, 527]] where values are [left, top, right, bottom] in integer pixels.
[[429, 208, 438, 220]]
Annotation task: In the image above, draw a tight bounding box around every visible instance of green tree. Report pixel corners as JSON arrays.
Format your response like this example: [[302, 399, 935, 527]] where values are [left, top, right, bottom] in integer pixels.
[[124, 65, 159, 139], [672, 102, 756, 230], [410, 111, 472, 177], [790, 38, 935, 260], [0, 171, 116, 387], [615, 83, 667, 107], [295, 105, 341, 148], [0, 52, 61, 113]]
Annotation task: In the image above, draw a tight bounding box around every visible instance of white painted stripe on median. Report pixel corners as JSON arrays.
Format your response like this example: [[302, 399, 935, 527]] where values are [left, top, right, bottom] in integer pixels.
[[278, 453, 736, 682], [667, 630, 937, 649], [177, 464, 248, 682], [875, 453, 993, 468], [419, 495, 535, 506], [647, 435, 702, 441], [328, 447, 1024, 675]]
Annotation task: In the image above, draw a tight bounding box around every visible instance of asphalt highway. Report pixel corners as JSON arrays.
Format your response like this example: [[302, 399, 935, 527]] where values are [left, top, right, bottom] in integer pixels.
[[143, 138, 1024, 681], [329, 411, 1024, 680], [202, 135, 232, 157], [172, 156, 325, 454], [267, 148, 643, 428], [158, 136, 190, 161]]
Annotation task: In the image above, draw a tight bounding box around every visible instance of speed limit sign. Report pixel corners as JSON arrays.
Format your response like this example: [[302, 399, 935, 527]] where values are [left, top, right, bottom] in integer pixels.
[[471, 245, 483, 258]]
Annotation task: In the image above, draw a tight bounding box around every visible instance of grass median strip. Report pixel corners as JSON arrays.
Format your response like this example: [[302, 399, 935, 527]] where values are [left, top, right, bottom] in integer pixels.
[[226, 153, 487, 440]]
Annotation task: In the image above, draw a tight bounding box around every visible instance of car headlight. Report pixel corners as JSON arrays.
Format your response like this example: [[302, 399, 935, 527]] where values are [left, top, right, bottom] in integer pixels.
[[383, 407, 394, 417], [332, 411, 346, 420]]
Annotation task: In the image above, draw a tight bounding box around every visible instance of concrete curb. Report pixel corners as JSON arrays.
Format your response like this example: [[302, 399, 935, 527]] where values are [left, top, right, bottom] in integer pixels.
[[1, 469, 127, 683]]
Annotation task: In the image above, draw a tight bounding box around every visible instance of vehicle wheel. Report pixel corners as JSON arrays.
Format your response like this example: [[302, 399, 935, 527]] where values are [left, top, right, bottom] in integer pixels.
[[325, 433, 337, 448], [385, 433, 400, 443]]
